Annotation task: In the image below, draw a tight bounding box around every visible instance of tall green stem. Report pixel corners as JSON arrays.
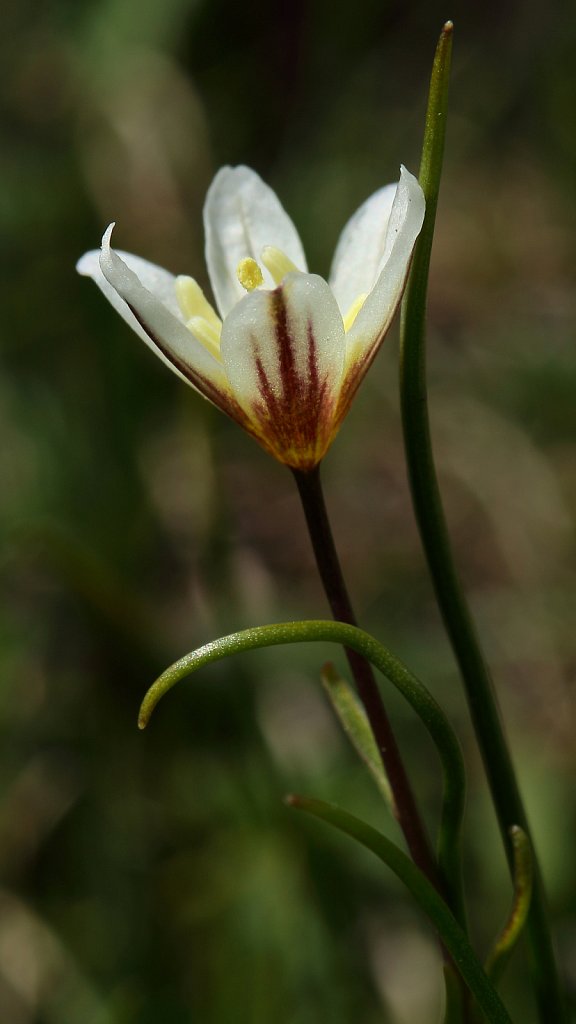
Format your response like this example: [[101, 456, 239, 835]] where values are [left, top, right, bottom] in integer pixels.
[[292, 467, 440, 892], [399, 22, 565, 1021]]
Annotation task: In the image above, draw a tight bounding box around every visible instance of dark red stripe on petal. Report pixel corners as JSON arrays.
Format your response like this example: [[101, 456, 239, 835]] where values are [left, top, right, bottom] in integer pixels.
[[272, 290, 293, 386], [130, 294, 341, 471], [238, 286, 340, 470], [307, 320, 320, 394]]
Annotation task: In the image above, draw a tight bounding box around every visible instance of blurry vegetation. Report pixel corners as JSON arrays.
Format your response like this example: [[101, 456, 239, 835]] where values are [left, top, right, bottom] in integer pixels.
[[1, 0, 575, 1021]]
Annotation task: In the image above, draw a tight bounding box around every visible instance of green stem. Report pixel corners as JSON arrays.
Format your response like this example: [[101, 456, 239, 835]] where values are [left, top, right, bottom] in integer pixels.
[[399, 21, 565, 1021], [444, 963, 468, 1024], [292, 466, 439, 894], [287, 796, 511, 1024], [138, 619, 466, 929]]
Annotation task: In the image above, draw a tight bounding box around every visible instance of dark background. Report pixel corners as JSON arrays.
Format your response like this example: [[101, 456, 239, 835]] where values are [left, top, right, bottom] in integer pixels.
[[1, 1, 575, 1021]]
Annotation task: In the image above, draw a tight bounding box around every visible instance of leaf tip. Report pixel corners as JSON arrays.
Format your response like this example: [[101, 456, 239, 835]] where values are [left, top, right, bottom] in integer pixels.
[[320, 661, 338, 686], [284, 793, 302, 809], [137, 706, 150, 730]]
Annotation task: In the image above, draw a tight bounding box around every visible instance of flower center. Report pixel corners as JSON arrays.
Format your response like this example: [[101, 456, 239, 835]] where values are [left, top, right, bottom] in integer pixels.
[[234, 247, 367, 333], [236, 246, 300, 293], [175, 248, 366, 358]]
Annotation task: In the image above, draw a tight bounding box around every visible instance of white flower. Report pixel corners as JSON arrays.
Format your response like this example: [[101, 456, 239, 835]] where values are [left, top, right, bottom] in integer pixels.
[[77, 165, 425, 470]]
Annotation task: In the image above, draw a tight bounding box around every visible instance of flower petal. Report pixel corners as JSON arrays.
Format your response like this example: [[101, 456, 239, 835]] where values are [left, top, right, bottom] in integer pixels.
[[219, 273, 345, 469], [328, 182, 397, 314], [87, 226, 230, 405], [338, 166, 425, 410], [204, 166, 308, 318], [77, 245, 183, 334]]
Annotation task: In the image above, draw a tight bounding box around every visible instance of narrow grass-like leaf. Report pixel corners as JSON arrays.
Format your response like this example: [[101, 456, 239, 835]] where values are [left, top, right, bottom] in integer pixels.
[[399, 20, 565, 1020], [287, 795, 511, 1024], [320, 661, 393, 809]]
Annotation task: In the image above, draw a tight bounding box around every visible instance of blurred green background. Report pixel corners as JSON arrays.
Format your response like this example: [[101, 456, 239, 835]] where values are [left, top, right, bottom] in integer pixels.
[[1, 0, 575, 1021]]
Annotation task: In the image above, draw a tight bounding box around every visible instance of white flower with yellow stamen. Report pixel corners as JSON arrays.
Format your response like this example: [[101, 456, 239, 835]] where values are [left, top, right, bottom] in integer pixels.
[[77, 165, 424, 470]]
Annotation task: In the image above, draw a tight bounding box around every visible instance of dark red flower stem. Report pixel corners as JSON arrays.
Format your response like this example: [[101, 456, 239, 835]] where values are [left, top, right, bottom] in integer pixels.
[[292, 465, 439, 890]]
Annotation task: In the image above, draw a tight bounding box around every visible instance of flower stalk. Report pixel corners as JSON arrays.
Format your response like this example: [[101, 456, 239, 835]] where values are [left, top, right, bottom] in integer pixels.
[[292, 467, 440, 891], [399, 21, 565, 1021]]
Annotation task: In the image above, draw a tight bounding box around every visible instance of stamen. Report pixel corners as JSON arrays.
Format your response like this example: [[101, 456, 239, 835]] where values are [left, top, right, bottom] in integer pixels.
[[343, 293, 368, 332], [187, 315, 222, 360], [237, 258, 264, 292], [261, 246, 299, 284], [176, 275, 221, 329]]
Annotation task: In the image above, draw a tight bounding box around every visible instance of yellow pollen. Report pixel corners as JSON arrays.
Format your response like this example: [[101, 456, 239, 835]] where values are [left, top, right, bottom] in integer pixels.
[[187, 315, 222, 360], [261, 246, 299, 284], [176, 275, 221, 329], [237, 257, 264, 292], [343, 293, 368, 332]]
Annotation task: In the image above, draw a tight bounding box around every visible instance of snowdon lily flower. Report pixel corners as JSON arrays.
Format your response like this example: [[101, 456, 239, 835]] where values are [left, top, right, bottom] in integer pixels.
[[77, 165, 424, 471]]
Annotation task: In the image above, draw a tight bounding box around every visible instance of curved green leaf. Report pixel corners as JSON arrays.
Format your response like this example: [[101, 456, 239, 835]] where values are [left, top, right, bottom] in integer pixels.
[[139, 618, 466, 926], [287, 795, 511, 1024]]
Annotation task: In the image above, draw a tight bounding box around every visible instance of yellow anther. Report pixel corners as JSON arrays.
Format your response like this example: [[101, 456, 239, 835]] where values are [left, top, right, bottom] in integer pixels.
[[343, 293, 368, 332], [176, 275, 221, 329], [261, 246, 299, 284], [237, 257, 264, 292], [187, 316, 222, 360]]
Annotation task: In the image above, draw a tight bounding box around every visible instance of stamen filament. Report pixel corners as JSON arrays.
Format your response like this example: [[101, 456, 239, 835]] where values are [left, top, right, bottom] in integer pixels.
[[176, 276, 221, 329], [261, 245, 299, 284], [187, 315, 222, 360], [343, 293, 368, 332]]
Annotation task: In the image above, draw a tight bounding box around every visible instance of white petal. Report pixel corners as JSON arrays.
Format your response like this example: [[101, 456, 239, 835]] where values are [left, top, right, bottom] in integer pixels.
[[204, 166, 308, 318], [83, 226, 229, 400], [76, 246, 184, 351], [344, 166, 425, 366], [329, 182, 397, 313], [220, 272, 344, 402], [219, 273, 345, 469]]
